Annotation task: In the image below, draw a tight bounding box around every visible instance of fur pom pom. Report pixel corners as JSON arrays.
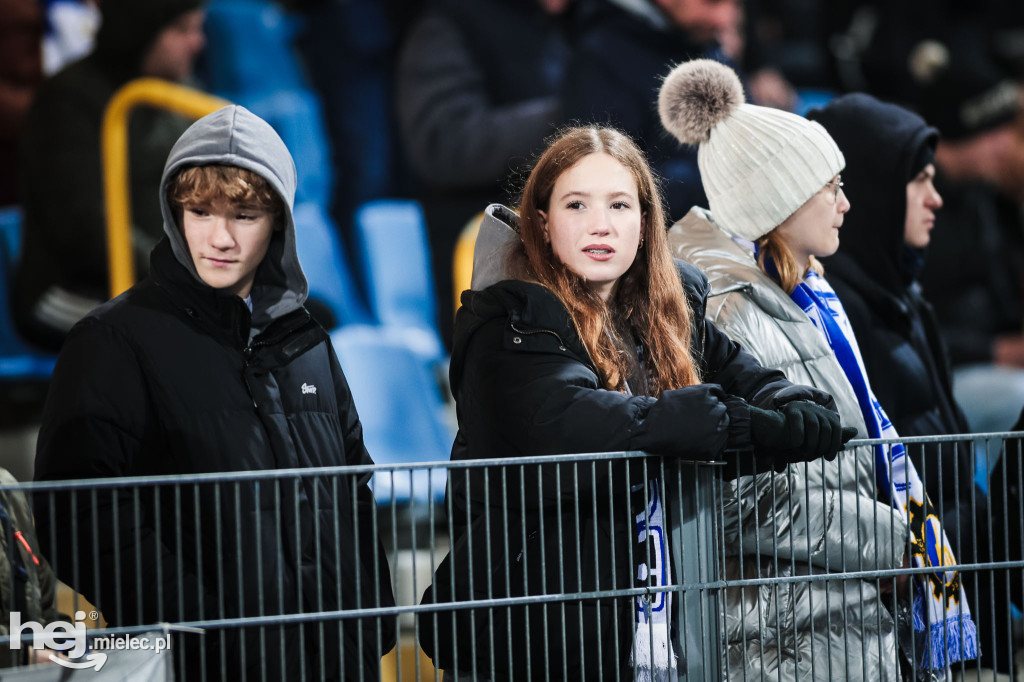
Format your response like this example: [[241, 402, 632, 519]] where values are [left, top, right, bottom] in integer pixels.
[[658, 59, 745, 145]]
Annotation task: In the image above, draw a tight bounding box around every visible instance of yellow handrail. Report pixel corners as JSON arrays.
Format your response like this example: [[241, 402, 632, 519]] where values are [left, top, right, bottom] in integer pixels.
[[102, 78, 230, 298]]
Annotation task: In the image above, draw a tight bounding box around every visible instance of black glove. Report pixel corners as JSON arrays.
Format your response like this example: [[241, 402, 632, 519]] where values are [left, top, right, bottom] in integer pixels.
[[749, 401, 855, 472]]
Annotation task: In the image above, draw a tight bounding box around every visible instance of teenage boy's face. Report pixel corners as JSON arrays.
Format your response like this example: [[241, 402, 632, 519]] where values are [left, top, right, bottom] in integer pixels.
[[181, 198, 275, 299]]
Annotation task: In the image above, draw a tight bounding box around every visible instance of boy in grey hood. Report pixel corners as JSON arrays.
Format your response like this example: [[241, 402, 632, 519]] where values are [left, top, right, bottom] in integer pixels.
[[34, 105, 397, 680]]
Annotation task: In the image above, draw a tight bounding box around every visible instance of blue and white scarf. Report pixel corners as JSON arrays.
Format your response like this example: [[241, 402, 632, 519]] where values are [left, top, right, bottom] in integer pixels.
[[791, 269, 979, 672]]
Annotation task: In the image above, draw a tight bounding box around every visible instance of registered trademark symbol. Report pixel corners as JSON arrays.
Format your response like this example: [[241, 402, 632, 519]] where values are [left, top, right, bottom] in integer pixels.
[[89, 611, 98, 620]]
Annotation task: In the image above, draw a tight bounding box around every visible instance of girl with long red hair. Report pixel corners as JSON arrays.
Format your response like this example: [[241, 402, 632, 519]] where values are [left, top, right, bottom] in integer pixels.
[[419, 125, 850, 681]]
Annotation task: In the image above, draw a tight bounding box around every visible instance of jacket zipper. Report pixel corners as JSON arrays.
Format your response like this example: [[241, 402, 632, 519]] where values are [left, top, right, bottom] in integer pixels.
[[240, 314, 318, 411], [709, 282, 753, 298], [509, 322, 599, 374], [242, 339, 272, 410], [509, 321, 568, 350]]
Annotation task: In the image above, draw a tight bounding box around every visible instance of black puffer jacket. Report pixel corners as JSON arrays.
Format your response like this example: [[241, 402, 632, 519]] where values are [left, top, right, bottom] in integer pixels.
[[810, 94, 973, 501], [419, 261, 832, 680], [33, 106, 396, 681]]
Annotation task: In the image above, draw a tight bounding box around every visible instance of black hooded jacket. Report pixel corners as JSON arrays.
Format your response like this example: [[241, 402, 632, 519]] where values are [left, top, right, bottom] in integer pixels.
[[810, 94, 972, 501], [33, 106, 396, 680], [418, 259, 833, 680]]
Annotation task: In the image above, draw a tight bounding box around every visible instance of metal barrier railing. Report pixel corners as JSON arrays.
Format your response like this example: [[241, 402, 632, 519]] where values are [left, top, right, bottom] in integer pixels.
[[0, 432, 1020, 680]]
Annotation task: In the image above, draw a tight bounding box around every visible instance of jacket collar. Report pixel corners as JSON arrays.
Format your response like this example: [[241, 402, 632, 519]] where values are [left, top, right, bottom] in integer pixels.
[[150, 238, 253, 349], [824, 250, 914, 332], [668, 208, 808, 323], [451, 280, 589, 391]]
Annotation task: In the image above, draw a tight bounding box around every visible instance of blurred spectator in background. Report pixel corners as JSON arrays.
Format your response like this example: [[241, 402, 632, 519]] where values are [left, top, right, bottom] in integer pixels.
[[909, 45, 1024, 435], [561, 0, 741, 224], [0, 0, 43, 208], [13, 0, 206, 352], [396, 0, 573, 347]]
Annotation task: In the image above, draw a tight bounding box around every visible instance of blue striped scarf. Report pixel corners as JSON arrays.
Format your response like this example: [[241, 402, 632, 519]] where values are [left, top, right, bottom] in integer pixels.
[[790, 269, 979, 672]]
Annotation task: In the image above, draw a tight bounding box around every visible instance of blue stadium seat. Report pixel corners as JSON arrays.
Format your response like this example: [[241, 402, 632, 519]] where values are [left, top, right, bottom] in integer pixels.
[[0, 208, 57, 381], [293, 202, 371, 328], [330, 325, 452, 505], [201, 0, 305, 94], [353, 199, 444, 362]]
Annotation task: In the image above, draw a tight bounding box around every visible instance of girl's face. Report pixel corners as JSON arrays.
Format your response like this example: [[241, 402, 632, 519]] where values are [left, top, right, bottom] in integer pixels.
[[538, 153, 645, 302], [774, 175, 850, 270]]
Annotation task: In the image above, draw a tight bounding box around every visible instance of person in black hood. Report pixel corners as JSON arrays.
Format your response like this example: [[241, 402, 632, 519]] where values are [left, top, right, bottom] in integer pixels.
[[808, 94, 967, 490], [33, 105, 396, 680], [809, 93, 1016, 675], [13, 0, 207, 351], [418, 125, 854, 681]]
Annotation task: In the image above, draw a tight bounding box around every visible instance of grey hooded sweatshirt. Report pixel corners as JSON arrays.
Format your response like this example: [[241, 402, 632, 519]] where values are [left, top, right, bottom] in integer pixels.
[[35, 105, 396, 681]]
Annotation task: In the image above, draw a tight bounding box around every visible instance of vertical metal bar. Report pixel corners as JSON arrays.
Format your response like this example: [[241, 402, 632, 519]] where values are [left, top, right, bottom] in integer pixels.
[[427, 466, 439, 682], [463, 467, 477, 678], [234, 482, 246, 682], [554, 464, 568, 682], [623, 458, 636, 682], [88, 489, 100, 623], [572, 461, 584, 680], [311, 479, 324, 682], [389, 471, 400, 682], [194, 483, 206, 680], [590, 459, 603, 681], [769, 466, 782, 682], [518, 463, 532, 679], [607, 459, 620, 679], [154, 485, 164, 622], [481, 465, 495, 682], [132, 485, 144, 624], [214, 482, 227, 681], [330, 475, 344, 679], [500, 466, 512, 680], [256, 480, 267, 682], [273, 481, 285, 680], [354, 472, 371, 682], [538, 461, 553, 681], [445, 468, 459, 676], [174, 484, 185, 626], [835, 451, 849, 678]]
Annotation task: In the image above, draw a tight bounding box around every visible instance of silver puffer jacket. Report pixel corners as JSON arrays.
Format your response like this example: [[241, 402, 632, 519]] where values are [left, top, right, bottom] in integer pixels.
[[669, 208, 909, 681]]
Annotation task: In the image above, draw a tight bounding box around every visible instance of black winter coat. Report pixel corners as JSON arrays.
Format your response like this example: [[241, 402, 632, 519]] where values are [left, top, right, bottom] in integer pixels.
[[419, 263, 829, 680], [34, 240, 397, 680]]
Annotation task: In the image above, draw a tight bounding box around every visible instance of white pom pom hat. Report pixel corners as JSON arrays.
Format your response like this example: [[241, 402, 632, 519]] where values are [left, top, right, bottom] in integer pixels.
[[658, 59, 845, 242]]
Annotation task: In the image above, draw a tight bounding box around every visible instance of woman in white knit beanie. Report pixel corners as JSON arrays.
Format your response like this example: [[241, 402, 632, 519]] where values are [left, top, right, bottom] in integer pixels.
[[661, 59, 979, 680]]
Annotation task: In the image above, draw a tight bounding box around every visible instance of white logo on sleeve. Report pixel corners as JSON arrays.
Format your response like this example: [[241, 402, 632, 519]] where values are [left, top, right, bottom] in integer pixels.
[[301, 383, 317, 395]]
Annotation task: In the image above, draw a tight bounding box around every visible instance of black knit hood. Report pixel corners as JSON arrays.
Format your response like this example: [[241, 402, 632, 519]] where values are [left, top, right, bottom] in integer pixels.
[[809, 93, 938, 293]]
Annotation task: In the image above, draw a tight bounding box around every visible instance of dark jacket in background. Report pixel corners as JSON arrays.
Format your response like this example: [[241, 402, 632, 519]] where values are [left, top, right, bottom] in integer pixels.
[[13, 0, 198, 350], [419, 260, 832, 680], [561, 0, 724, 222], [395, 0, 570, 345], [34, 106, 396, 681]]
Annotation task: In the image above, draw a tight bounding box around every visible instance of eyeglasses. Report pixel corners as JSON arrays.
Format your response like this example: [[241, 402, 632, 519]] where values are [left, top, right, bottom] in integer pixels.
[[824, 176, 844, 203]]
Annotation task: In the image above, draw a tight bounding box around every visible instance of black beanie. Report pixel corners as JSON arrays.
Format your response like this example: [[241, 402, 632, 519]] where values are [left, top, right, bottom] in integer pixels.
[[94, 0, 204, 70]]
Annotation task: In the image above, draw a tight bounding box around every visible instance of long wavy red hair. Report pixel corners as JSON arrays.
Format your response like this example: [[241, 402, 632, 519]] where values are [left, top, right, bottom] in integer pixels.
[[508, 126, 701, 394]]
